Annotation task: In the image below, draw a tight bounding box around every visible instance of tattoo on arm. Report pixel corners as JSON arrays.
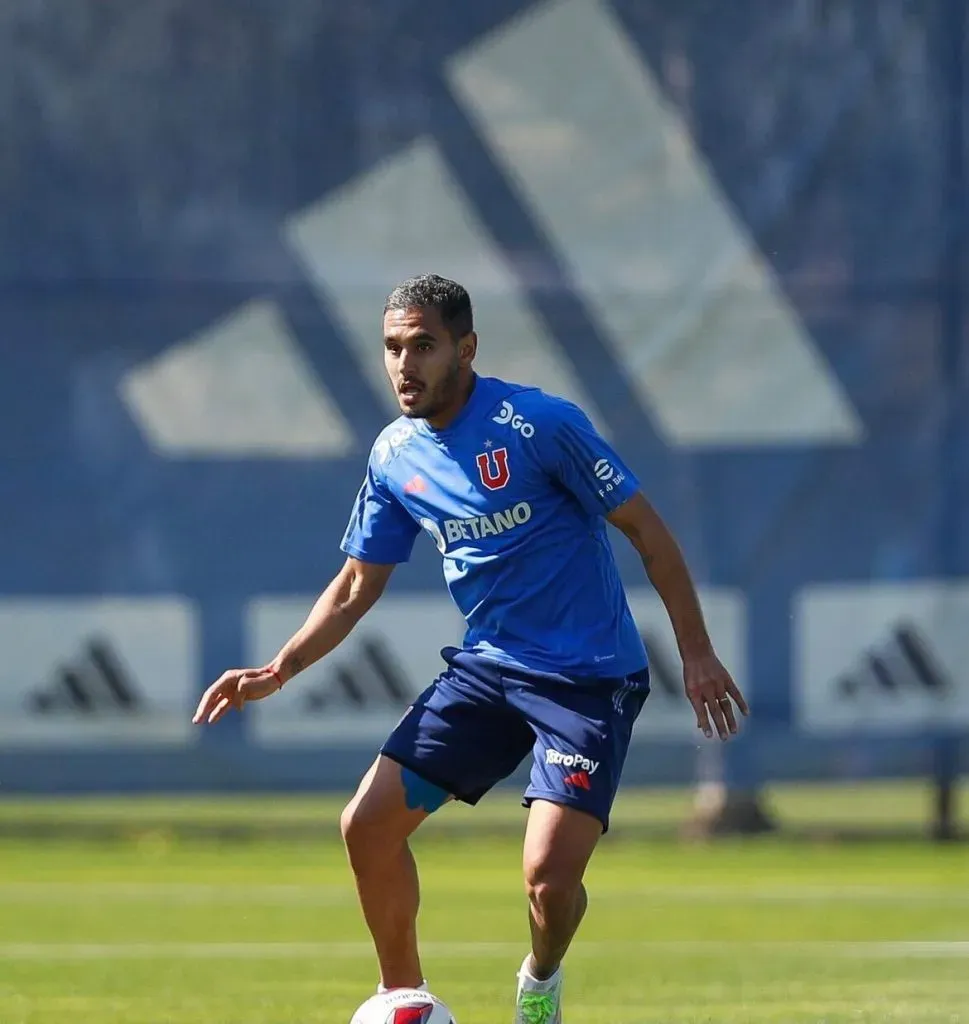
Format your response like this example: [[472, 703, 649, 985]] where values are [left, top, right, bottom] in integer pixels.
[[284, 654, 305, 677]]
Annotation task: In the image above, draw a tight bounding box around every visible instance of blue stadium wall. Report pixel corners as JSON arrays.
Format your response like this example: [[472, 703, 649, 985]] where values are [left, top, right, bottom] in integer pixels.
[[0, 0, 967, 793]]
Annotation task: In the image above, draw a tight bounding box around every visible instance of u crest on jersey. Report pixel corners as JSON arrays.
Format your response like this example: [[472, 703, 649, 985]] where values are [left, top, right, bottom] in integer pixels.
[[475, 446, 510, 490]]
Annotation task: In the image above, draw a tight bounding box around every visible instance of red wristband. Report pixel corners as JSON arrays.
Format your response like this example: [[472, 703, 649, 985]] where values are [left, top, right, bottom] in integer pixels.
[[267, 666, 285, 690]]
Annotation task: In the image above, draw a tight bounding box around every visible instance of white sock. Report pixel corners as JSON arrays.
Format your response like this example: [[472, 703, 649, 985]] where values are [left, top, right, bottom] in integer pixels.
[[378, 979, 428, 994], [518, 956, 561, 989]]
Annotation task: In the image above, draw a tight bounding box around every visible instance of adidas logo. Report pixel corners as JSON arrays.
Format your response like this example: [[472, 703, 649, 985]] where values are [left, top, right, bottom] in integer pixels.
[[563, 771, 592, 791], [304, 636, 414, 711], [27, 638, 144, 715], [119, 0, 861, 461], [837, 623, 950, 701]]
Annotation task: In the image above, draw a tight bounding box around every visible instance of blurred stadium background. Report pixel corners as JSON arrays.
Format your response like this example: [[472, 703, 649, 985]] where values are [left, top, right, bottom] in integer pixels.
[[1, 1, 968, 1021]]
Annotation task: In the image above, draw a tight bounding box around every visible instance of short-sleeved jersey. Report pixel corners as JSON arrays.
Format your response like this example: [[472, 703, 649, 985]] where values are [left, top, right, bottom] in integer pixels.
[[341, 375, 648, 678]]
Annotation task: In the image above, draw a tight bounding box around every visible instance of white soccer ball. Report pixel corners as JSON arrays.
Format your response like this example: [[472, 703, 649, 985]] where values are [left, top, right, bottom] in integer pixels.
[[350, 988, 456, 1024]]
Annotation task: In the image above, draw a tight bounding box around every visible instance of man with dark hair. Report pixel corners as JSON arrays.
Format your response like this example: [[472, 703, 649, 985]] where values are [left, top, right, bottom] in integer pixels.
[[194, 273, 747, 1023], [379, 274, 476, 422], [384, 273, 474, 341]]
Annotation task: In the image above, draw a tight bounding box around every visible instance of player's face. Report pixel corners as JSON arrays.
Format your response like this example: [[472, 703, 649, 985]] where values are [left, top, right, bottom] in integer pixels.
[[383, 306, 474, 423]]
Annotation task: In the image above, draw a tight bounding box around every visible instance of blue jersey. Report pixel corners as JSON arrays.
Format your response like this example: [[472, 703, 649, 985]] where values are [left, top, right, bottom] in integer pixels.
[[341, 376, 648, 678]]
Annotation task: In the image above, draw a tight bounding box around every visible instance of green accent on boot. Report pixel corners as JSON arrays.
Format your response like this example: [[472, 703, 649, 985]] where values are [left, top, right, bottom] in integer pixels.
[[518, 991, 558, 1024]]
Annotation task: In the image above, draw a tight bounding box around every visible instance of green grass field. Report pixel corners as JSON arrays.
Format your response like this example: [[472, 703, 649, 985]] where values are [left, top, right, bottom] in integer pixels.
[[0, 784, 966, 1023]]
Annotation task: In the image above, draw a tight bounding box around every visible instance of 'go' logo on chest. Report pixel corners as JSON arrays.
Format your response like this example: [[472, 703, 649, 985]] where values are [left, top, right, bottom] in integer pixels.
[[492, 400, 536, 438]]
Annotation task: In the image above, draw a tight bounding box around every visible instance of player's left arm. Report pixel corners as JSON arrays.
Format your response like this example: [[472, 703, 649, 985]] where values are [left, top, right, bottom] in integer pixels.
[[607, 492, 749, 740], [532, 394, 748, 740]]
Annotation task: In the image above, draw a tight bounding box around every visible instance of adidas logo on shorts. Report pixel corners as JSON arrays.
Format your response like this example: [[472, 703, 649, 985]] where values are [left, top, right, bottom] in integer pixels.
[[562, 771, 592, 791]]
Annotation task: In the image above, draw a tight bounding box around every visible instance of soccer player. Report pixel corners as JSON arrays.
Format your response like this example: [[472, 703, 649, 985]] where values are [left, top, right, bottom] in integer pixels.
[[193, 274, 748, 1023]]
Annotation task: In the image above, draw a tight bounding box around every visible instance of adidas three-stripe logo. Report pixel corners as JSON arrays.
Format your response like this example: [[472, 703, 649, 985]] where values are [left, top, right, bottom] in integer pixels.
[[303, 637, 413, 711], [838, 623, 950, 699], [29, 639, 143, 714], [563, 771, 592, 791], [120, 0, 862, 459]]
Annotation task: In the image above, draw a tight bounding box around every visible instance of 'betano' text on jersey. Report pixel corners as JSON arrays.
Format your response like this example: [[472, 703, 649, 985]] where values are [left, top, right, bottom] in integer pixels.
[[341, 376, 648, 678]]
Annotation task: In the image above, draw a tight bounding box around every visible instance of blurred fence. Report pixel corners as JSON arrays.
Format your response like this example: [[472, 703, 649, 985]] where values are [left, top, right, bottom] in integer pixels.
[[0, 0, 966, 795]]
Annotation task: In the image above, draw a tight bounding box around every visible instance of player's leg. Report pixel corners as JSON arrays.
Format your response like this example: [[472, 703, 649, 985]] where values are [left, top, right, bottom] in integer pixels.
[[522, 799, 601, 977], [340, 754, 447, 990], [507, 667, 650, 1022], [342, 648, 533, 994]]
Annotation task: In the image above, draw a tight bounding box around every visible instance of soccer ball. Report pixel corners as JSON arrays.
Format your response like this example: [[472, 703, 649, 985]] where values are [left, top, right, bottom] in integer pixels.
[[350, 988, 456, 1024]]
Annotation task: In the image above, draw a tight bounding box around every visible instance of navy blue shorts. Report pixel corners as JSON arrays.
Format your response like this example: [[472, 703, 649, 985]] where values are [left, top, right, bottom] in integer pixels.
[[381, 647, 650, 832]]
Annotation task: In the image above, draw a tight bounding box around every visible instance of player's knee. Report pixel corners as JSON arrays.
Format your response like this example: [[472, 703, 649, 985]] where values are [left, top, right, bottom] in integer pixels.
[[340, 768, 428, 870], [340, 797, 390, 867], [338, 798, 360, 845]]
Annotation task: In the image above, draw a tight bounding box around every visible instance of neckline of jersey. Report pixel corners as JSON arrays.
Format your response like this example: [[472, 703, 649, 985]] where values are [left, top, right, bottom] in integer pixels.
[[415, 374, 488, 439]]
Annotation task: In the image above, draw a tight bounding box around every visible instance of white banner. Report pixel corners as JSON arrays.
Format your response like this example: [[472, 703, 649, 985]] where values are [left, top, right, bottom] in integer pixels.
[[248, 594, 466, 744], [795, 582, 969, 734], [625, 587, 747, 740], [0, 598, 197, 746]]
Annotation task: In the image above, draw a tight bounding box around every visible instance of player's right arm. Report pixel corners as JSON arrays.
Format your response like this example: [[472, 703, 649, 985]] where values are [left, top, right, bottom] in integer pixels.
[[192, 557, 395, 725], [193, 435, 420, 725]]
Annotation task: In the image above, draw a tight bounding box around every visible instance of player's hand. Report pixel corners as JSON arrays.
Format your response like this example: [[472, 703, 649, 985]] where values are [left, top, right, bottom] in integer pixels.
[[682, 652, 749, 741], [192, 667, 283, 725]]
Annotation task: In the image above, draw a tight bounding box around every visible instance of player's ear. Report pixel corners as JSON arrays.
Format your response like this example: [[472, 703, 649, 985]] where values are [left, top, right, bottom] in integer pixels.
[[457, 331, 477, 367]]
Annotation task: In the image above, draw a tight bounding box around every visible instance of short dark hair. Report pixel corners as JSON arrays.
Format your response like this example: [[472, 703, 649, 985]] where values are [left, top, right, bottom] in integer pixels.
[[383, 274, 473, 339]]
